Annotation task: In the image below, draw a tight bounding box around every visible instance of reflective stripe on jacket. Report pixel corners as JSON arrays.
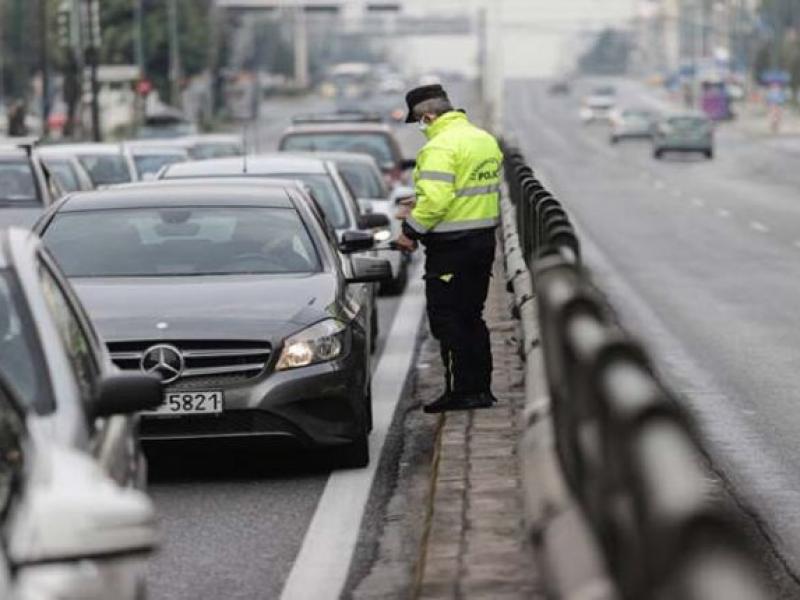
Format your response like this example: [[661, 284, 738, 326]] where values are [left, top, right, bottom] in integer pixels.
[[402, 111, 503, 241]]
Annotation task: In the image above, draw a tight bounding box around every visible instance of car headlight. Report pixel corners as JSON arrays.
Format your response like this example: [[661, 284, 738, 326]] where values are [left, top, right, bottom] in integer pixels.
[[275, 319, 348, 371], [374, 229, 391, 242]]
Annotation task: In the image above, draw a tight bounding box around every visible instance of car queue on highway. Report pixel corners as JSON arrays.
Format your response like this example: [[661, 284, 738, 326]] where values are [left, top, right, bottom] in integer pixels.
[[0, 110, 415, 598]]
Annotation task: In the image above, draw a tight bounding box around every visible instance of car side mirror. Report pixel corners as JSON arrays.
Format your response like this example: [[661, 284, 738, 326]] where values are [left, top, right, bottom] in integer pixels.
[[7, 446, 158, 566], [357, 213, 390, 230], [339, 230, 376, 253], [400, 158, 416, 171], [91, 373, 162, 418], [346, 257, 392, 284]]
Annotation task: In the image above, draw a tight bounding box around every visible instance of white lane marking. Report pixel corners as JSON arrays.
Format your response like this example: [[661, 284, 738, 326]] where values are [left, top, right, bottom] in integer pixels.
[[691, 197, 706, 208], [280, 261, 427, 600], [653, 180, 665, 190], [716, 208, 731, 218], [671, 189, 683, 198], [793, 241, 800, 249], [750, 221, 769, 233]]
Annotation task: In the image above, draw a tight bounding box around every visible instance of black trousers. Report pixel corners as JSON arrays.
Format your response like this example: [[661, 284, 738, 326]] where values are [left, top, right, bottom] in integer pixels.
[[423, 229, 495, 396]]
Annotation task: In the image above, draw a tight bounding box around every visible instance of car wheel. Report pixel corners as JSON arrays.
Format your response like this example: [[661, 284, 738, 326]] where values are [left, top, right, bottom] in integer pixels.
[[338, 434, 369, 468], [610, 136, 618, 145], [653, 149, 663, 160], [705, 149, 714, 160], [381, 260, 408, 296]]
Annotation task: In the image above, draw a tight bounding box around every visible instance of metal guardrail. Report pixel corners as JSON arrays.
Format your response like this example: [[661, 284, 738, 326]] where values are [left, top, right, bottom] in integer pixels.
[[501, 143, 772, 599]]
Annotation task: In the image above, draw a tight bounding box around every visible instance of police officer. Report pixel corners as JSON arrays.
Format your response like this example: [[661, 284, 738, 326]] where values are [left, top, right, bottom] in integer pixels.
[[394, 84, 503, 413]]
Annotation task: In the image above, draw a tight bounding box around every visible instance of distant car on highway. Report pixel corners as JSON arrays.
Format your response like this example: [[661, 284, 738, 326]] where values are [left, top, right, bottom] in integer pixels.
[[36, 182, 390, 468], [580, 85, 617, 124], [609, 108, 658, 143], [39, 143, 135, 187], [652, 113, 714, 160], [278, 117, 415, 187]]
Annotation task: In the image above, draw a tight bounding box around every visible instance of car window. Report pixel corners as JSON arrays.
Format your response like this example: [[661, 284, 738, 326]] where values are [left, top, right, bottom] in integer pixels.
[[0, 160, 39, 204], [44, 206, 322, 277], [133, 154, 186, 179], [282, 133, 395, 168], [338, 162, 386, 199], [190, 144, 242, 159], [78, 154, 132, 186], [667, 116, 709, 129], [39, 264, 100, 404], [43, 159, 81, 192], [0, 273, 45, 411], [280, 173, 349, 228], [0, 381, 24, 517]]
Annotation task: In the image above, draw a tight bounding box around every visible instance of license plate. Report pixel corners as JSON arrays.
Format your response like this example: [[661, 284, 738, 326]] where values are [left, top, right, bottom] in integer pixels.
[[143, 391, 223, 416]]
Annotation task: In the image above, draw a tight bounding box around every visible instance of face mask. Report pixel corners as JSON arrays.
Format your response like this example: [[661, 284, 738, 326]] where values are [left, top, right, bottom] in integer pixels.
[[418, 117, 430, 132]]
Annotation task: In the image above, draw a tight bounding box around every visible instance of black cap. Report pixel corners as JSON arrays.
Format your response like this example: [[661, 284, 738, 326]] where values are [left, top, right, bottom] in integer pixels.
[[404, 84, 449, 123]]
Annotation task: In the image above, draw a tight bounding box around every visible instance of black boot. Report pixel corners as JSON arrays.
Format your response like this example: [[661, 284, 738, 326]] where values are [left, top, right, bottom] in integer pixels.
[[451, 391, 498, 411], [423, 393, 459, 414]]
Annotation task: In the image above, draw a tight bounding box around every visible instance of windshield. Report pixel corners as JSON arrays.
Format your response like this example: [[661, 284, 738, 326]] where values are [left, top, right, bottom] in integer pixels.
[[43, 159, 81, 192], [0, 161, 39, 204], [281, 133, 395, 168], [337, 162, 386, 199], [190, 144, 243, 160], [78, 154, 132, 186], [0, 273, 43, 410], [667, 117, 709, 130], [133, 154, 186, 179], [43, 207, 321, 277], [279, 173, 349, 228]]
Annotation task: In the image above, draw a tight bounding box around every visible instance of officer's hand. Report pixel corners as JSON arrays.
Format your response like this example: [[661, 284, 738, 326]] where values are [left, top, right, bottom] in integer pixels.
[[394, 233, 418, 253]]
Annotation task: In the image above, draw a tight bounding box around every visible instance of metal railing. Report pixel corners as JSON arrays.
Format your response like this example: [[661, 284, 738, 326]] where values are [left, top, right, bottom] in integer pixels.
[[501, 143, 771, 599]]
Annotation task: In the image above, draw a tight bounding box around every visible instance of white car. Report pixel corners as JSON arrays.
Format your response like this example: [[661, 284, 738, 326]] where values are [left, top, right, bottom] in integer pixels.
[[37, 144, 135, 188], [580, 86, 617, 123], [121, 141, 190, 181]]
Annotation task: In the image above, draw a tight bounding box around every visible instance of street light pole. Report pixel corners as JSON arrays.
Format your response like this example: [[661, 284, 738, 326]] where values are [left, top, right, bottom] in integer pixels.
[[168, 0, 182, 108], [39, 0, 51, 137]]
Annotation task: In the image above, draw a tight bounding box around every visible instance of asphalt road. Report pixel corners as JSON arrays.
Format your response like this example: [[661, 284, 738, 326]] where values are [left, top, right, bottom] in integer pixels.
[[508, 78, 800, 591]]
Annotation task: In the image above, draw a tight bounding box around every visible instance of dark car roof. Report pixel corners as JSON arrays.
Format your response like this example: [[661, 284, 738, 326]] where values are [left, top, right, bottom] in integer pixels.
[[162, 154, 330, 178], [282, 123, 395, 135], [284, 151, 381, 167], [58, 182, 294, 212]]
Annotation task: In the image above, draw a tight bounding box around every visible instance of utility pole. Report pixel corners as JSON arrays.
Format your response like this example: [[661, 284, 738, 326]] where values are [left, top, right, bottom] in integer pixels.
[[0, 0, 6, 107], [168, 0, 183, 108], [134, 0, 146, 127], [84, 0, 101, 141], [293, 5, 309, 90], [39, 0, 51, 137]]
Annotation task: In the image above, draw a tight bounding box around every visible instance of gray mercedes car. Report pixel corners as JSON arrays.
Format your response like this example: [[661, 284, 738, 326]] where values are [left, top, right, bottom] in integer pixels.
[[35, 181, 390, 467]]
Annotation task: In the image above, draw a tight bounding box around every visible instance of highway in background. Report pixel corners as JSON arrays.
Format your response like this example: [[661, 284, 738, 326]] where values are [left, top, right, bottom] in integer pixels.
[[507, 78, 800, 589]]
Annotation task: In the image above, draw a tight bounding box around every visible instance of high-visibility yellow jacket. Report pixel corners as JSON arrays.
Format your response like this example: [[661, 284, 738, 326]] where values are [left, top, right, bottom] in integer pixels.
[[402, 111, 503, 242]]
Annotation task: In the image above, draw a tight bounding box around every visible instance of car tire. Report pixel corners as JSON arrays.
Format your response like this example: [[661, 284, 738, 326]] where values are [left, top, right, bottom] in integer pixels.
[[338, 434, 369, 468], [705, 149, 714, 160], [381, 260, 408, 296], [653, 149, 663, 160], [610, 136, 618, 145]]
